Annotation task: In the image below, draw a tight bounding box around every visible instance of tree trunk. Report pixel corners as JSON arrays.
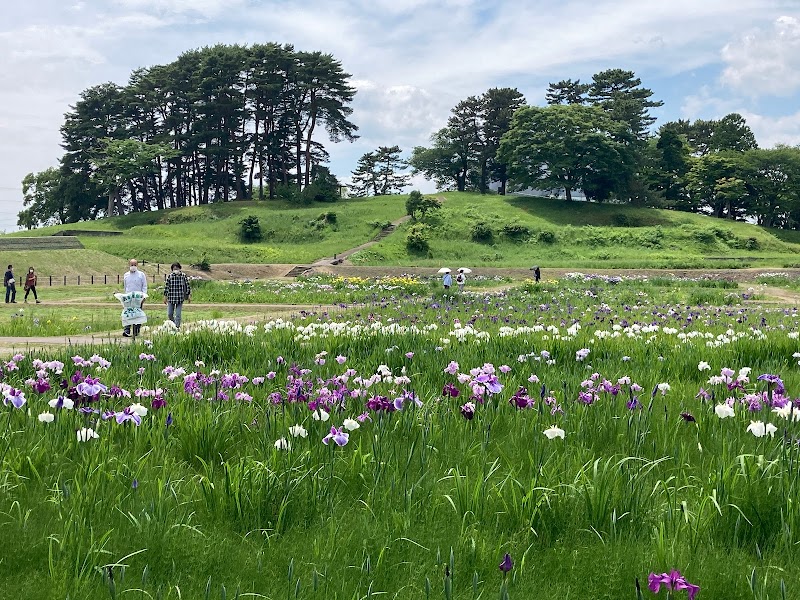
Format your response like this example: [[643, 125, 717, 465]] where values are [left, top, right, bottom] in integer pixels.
[[564, 187, 573, 202]]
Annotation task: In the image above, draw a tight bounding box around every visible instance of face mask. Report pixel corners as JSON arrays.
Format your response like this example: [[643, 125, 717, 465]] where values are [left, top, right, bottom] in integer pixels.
[[172, 269, 180, 273], [129, 266, 137, 273], [29, 269, 33, 273]]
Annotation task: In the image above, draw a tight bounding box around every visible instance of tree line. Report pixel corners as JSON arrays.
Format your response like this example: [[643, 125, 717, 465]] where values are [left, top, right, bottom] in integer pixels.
[[406, 70, 800, 228], [19, 43, 356, 228], [19, 55, 800, 231]]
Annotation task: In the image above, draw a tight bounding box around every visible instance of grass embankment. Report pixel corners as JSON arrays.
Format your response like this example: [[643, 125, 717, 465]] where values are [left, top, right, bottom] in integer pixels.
[[352, 193, 800, 269], [8, 193, 800, 268], [9, 197, 406, 265]]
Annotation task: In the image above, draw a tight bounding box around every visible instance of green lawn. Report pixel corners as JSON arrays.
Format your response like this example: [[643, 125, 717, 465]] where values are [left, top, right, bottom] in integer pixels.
[[351, 193, 800, 268], [8, 193, 800, 269]]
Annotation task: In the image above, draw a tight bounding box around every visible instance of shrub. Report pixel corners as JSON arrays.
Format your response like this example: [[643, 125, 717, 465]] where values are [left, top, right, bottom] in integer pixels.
[[610, 213, 640, 227], [537, 230, 556, 244], [501, 223, 531, 241], [406, 191, 442, 220], [471, 221, 494, 243], [317, 212, 337, 225], [192, 254, 211, 272], [406, 223, 430, 252], [238, 215, 263, 243], [689, 227, 717, 244]]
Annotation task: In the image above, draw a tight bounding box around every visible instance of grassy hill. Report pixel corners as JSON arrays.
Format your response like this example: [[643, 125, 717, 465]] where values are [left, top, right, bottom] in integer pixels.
[[7, 193, 800, 269], [350, 193, 800, 269], [9, 197, 406, 266]]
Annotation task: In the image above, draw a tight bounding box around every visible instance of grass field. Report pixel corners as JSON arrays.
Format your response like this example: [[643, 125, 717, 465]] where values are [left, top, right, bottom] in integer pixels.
[[8, 193, 800, 269], [351, 193, 800, 269], [1, 275, 800, 599]]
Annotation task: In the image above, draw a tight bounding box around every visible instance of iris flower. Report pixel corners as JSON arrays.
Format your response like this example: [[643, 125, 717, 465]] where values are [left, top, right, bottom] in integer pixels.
[[77, 428, 100, 442], [714, 404, 735, 419], [543, 425, 565, 439], [746, 421, 777, 438], [4, 388, 26, 409], [647, 570, 699, 600], [322, 426, 349, 446], [76, 377, 107, 397], [498, 553, 513, 573]]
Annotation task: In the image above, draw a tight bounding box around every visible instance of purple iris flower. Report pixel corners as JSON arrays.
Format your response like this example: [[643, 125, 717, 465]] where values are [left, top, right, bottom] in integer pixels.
[[115, 407, 142, 426], [151, 396, 167, 410], [33, 379, 51, 394], [460, 402, 475, 420], [626, 396, 641, 410], [442, 383, 460, 398], [4, 388, 26, 409], [165, 412, 174, 427], [648, 570, 699, 600], [76, 377, 107, 397], [322, 426, 349, 446], [71, 370, 85, 385], [498, 553, 513, 574], [757, 373, 785, 394]]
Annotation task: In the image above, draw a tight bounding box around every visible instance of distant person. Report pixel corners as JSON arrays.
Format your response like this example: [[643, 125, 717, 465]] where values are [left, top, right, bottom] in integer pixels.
[[24, 267, 40, 303], [163, 262, 191, 328], [442, 271, 452, 290], [4, 265, 16, 303], [532, 266, 541, 283], [455, 269, 466, 292], [123, 259, 147, 337]]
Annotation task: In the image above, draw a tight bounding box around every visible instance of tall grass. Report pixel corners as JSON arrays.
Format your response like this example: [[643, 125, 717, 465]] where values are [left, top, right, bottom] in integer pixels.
[[0, 277, 798, 598]]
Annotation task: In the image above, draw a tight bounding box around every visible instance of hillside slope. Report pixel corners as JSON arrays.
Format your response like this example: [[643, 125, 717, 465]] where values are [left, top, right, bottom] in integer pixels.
[[8, 193, 800, 268]]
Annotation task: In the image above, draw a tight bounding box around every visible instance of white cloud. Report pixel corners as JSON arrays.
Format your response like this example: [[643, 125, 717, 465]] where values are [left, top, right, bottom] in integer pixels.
[[740, 110, 800, 148], [721, 16, 800, 96], [0, 0, 796, 230]]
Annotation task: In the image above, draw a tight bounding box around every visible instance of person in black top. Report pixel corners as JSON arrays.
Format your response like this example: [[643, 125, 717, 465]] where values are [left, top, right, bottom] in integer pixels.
[[4, 265, 16, 303], [163, 262, 191, 328], [531, 266, 541, 283]]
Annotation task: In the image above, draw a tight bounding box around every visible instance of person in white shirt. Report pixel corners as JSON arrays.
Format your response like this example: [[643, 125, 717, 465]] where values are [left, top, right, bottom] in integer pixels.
[[122, 259, 147, 337]]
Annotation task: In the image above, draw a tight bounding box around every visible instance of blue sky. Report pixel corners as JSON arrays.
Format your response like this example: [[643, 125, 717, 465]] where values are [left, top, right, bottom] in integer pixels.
[[0, 0, 799, 231]]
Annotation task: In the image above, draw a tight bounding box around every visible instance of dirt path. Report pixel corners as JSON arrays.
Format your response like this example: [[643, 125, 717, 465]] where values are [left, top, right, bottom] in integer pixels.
[[312, 214, 413, 267]]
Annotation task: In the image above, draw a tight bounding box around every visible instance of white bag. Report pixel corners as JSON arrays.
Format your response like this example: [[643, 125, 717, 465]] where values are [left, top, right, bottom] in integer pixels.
[[7, 278, 14, 285]]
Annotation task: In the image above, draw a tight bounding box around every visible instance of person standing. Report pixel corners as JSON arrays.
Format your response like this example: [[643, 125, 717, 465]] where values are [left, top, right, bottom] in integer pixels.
[[163, 262, 191, 328], [532, 266, 541, 283], [123, 259, 147, 337], [455, 269, 466, 292], [4, 265, 16, 303], [442, 271, 452, 290], [24, 267, 40, 303]]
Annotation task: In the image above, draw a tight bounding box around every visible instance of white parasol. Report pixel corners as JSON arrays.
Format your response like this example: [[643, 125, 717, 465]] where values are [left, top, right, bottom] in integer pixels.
[[437, 268, 452, 274], [457, 268, 472, 274]]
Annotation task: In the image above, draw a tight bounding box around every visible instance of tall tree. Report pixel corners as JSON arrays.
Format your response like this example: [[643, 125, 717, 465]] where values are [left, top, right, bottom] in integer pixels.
[[350, 146, 409, 196], [588, 69, 663, 140], [545, 79, 589, 105], [498, 104, 631, 201], [483, 87, 525, 195]]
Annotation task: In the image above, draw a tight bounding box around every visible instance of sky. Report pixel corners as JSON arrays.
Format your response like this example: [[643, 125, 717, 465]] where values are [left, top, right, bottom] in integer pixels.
[[1, 0, 800, 231]]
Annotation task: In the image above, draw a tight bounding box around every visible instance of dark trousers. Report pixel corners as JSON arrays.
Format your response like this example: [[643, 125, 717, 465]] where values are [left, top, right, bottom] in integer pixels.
[[123, 324, 142, 336], [5, 284, 15, 303], [24, 286, 38, 300]]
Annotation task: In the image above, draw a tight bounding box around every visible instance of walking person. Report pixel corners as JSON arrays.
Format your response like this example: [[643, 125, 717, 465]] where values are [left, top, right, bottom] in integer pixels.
[[455, 269, 467, 292], [122, 259, 147, 337], [24, 267, 40, 303], [163, 262, 191, 328], [4, 265, 16, 303], [532, 266, 541, 283], [442, 270, 452, 290]]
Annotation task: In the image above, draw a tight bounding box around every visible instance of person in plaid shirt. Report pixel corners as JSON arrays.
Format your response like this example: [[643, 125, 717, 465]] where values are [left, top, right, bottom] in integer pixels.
[[163, 262, 191, 328]]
